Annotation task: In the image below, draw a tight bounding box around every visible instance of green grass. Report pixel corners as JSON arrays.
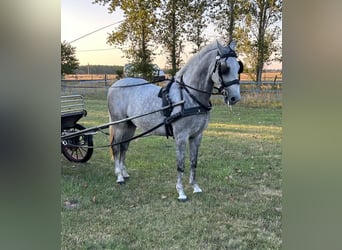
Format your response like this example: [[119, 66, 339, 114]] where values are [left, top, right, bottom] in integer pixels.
[[61, 97, 282, 249]]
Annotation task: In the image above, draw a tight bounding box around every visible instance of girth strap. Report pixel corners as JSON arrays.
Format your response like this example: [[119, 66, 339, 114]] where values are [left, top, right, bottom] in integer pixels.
[[164, 105, 210, 137]]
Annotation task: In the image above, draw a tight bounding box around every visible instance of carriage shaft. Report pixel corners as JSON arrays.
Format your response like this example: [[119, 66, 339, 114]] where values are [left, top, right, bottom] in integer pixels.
[[61, 100, 184, 140]]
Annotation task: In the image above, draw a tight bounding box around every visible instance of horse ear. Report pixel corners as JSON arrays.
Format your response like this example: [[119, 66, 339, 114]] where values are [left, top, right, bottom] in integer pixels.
[[229, 40, 236, 51], [216, 40, 226, 56]]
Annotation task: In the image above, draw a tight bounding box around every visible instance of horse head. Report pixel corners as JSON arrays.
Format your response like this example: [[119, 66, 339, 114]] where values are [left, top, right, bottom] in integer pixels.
[[212, 40, 243, 105]]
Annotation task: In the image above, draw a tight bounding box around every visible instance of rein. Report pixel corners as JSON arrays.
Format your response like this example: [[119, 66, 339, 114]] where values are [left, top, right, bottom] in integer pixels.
[[176, 77, 212, 95], [176, 76, 212, 111], [112, 77, 223, 95], [111, 78, 165, 88]]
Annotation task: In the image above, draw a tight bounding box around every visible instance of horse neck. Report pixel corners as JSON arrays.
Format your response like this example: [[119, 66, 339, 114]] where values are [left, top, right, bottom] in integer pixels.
[[179, 51, 216, 105]]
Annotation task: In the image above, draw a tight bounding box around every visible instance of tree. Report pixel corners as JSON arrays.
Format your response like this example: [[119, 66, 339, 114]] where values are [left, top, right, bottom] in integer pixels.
[[93, 0, 160, 80], [186, 0, 209, 54], [242, 0, 282, 83], [157, 0, 190, 76], [208, 0, 248, 44], [61, 41, 79, 75]]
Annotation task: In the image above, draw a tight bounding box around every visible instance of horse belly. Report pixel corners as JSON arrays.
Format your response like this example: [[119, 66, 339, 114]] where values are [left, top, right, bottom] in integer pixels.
[[125, 90, 166, 136], [129, 102, 166, 134]]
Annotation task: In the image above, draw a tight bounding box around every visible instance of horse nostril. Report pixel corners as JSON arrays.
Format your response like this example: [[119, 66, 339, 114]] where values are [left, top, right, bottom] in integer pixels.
[[230, 97, 236, 102]]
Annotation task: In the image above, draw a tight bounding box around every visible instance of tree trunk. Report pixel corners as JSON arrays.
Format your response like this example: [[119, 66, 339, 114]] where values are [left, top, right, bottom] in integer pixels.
[[227, 0, 235, 43], [141, 23, 147, 79], [171, 0, 177, 76], [256, 0, 268, 84]]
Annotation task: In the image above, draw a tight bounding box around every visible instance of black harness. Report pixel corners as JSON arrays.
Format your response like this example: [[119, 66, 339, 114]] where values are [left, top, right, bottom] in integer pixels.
[[158, 76, 212, 137], [158, 49, 243, 138]]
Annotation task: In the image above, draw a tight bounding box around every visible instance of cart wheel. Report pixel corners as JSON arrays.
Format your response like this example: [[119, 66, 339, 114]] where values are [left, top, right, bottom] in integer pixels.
[[61, 124, 93, 163]]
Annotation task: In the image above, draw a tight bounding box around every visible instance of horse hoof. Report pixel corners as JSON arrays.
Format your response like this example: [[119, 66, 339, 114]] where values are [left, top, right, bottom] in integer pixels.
[[178, 197, 189, 202], [117, 181, 125, 186], [192, 184, 202, 193]]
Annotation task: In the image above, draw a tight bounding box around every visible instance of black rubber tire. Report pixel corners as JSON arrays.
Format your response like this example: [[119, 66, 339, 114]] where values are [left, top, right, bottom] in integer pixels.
[[61, 124, 94, 163]]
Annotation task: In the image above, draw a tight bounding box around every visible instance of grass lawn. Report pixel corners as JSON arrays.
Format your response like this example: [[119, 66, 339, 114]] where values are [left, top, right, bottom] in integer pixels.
[[61, 97, 282, 249]]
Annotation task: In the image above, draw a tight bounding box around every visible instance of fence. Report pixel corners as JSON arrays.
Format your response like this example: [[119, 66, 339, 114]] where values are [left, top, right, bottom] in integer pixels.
[[61, 77, 282, 107]]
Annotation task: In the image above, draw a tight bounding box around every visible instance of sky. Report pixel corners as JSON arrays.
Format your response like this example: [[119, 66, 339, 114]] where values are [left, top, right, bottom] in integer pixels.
[[61, 0, 187, 67], [61, 0, 282, 69], [61, 0, 127, 66]]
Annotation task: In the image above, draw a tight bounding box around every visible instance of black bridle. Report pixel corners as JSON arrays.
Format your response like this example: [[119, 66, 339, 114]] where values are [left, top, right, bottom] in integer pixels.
[[213, 48, 243, 92], [176, 49, 244, 98]]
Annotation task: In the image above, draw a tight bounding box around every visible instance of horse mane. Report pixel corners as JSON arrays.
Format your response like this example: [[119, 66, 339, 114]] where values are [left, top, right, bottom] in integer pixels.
[[176, 41, 218, 77]]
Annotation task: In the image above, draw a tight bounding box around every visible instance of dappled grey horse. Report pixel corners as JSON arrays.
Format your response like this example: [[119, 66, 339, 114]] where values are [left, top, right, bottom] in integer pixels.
[[108, 40, 243, 201]]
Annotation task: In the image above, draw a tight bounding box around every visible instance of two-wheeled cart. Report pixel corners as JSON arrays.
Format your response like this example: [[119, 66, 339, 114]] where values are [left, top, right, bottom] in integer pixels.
[[61, 95, 94, 162]]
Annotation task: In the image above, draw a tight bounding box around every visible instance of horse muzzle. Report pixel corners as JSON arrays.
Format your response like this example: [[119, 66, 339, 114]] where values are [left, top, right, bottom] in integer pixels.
[[222, 83, 241, 105], [224, 94, 240, 105]]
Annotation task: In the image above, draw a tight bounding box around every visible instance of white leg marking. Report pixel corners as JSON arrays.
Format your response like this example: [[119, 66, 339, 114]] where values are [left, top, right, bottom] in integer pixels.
[[192, 183, 202, 193], [115, 159, 125, 183], [177, 190, 188, 201], [116, 174, 124, 183], [176, 173, 187, 201], [177, 183, 187, 200], [122, 166, 130, 178]]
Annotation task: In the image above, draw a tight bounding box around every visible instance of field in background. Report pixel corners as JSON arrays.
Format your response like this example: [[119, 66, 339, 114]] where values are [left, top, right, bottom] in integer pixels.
[[61, 81, 282, 109], [61, 70, 283, 109], [62, 70, 282, 82], [63, 74, 118, 81], [61, 96, 282, 249]]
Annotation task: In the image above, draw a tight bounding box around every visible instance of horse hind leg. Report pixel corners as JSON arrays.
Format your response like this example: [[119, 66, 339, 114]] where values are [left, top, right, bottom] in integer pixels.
[[109, 126, 124, 183], [189, 135, 203, 193], [119, 141, 131, 179], [109, 123, 135, 184]]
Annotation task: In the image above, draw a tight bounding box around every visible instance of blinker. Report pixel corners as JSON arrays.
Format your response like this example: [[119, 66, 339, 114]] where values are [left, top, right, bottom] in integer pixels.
[[238, 60, 244, 74], [219, 59, 243, 76], [220, 60, 230, 75]]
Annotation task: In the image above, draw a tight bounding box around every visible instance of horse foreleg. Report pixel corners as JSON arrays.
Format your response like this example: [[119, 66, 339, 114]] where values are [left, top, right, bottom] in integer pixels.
[[176, 139, 187, 201], [189, 135, 203, 193]]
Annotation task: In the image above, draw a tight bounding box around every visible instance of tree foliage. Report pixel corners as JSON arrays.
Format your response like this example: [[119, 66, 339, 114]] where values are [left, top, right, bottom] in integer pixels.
[[93, 0, 160, 80], [208, 0, 282, 82], [186, 0, 209, 54], [208, 0, 248, 44], [61, 41, 79, 75], [241, 0, 282, 82], [156, 0, 190, 76], [92, 0, 282, 82]]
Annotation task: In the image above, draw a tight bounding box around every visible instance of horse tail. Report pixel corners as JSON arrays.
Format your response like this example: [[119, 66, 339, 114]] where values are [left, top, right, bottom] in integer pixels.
[[109, 125, 115, 160]]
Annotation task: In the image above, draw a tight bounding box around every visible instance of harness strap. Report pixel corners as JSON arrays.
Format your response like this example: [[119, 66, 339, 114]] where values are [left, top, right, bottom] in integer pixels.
[[158, 78, 174, 116], [164, 105, 210, 137], [177, 76, 212, 111], [158, 77, 212, 138], [112, 78, 166, 88], [110, 121, 166, 146]]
